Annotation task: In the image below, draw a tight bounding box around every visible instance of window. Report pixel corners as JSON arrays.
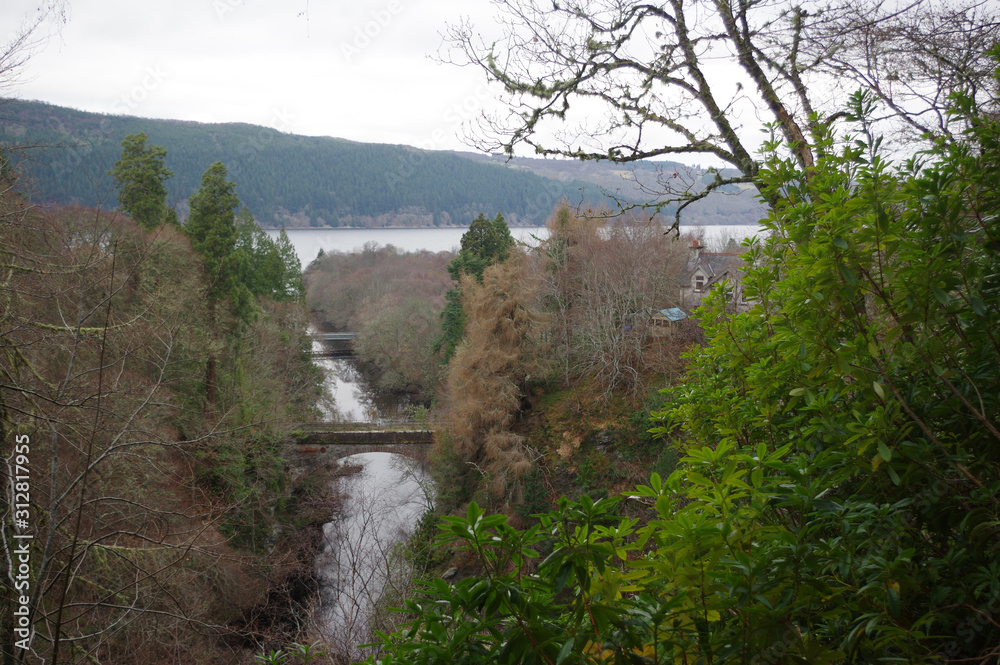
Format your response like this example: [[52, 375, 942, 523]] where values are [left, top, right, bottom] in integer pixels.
[[694, 274, 705, 291]]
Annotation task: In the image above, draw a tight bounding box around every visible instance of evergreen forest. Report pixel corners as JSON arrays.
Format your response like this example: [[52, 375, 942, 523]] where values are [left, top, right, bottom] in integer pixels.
[[0, 100, 615, 228]]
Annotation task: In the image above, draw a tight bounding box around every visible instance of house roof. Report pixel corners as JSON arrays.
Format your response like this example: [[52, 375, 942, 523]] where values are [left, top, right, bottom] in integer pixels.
[[657, 307, 688, 322], [682, 239, 745, 291], [687, 252, 744, 278]]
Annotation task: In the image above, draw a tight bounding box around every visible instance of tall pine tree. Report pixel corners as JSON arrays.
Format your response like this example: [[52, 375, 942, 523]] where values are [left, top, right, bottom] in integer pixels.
[[274, 228, 304, 302], [234, 205, 281, 300], [186, 162, 240, 302], [110, 133, 173, 230], [232, 208, 303, 303], [185, 161, 240, 407]]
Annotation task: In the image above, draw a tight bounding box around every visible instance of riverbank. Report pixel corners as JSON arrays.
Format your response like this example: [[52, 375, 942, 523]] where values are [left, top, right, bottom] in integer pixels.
[[228, 447, 358, 654]]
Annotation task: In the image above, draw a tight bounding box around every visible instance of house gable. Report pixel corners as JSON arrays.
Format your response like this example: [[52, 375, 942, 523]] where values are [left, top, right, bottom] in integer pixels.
[[679, 240, 747, 310]]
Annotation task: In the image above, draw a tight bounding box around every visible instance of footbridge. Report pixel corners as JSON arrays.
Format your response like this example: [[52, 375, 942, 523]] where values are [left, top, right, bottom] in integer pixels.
[[309, 332, 359, 357], [289, 421, 434, 465], [310, 332, 358, 342]]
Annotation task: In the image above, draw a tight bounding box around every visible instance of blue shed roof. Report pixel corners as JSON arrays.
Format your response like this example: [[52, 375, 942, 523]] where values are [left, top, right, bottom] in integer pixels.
[[659, 308, 688, 322]]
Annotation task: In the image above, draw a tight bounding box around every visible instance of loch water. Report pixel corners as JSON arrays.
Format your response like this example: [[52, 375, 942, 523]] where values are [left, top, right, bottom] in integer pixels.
[[268, 223, 764, 269]]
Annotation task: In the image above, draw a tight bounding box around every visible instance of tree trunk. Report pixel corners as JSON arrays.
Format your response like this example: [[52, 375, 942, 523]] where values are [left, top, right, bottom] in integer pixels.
[[206, 354, 217, 411]]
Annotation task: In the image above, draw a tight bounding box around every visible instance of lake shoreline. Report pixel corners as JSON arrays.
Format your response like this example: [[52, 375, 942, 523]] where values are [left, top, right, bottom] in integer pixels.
[[259, 221, 760, 230], [270, 223, 766, 271]]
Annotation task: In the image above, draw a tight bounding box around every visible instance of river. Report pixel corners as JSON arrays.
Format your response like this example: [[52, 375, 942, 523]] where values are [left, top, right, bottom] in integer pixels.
[[309, 331, 429, 658], [315, 452, 432, 660], [310, 333, 410, 423]]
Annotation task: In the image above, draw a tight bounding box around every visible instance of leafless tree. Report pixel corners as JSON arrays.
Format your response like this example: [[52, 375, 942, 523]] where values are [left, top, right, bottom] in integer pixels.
[[442, 0, 1000, 218], [0, 2, 68, 96], [539, 207, 689, 395], [0, 11, 322, 662], [803, 0, 1000, 141], [0, 197, 276, 663]]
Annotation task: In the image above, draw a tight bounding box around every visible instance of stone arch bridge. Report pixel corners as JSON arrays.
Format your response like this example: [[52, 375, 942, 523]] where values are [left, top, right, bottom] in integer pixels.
[[289, 422, 434, 467]]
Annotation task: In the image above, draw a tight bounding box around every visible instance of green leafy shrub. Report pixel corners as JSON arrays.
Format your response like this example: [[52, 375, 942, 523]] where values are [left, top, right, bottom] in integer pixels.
[[367, 90, 1000, 664]]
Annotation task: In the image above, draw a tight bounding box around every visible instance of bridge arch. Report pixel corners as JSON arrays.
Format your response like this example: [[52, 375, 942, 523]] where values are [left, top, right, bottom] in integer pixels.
[[292, 441, 430, 466], [290, 425, 434, 469]]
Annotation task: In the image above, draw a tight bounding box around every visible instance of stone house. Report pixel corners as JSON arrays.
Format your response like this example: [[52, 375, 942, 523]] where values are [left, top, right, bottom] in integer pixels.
[[678, 239, 747, 310]]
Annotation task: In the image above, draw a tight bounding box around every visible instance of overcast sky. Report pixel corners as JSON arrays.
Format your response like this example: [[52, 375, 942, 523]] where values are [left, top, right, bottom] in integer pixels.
[[1, 0, 508, 152]]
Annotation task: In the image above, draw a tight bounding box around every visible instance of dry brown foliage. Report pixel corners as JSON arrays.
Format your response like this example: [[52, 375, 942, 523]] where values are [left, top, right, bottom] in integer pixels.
[[305, 243, 452, 332], [0, 187, 316, 663], [305, 243, 453, 398], [441, 253, 550, 503]]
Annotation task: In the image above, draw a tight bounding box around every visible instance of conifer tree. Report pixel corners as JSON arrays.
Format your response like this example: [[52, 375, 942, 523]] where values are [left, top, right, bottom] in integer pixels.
[[185, 162, 240, 302], [185, 161, 240, 407], [275, 227, 304, 302], [110, 132, 173, 230], [444, 254, 545, 502], [447, 212, 514, 281], [231, 209, 303, 303], [234, 205, 280, 300]]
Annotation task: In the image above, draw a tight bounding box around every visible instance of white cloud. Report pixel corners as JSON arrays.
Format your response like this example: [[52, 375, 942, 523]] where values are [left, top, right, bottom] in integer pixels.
[[0, 0, 502, 151]]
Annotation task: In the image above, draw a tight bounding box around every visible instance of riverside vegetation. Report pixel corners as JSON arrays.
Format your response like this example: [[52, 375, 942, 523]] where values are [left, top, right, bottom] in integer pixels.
[[348, 1, 1000, 657], [6, 8, 1000, 663], [303, 207, 704, 661], [4, 0, 1000, 660]]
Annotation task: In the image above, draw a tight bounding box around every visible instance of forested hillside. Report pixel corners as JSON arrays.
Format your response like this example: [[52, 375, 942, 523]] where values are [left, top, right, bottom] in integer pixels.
[[0, 99, 613, 228], [454, 151, 768, 225]]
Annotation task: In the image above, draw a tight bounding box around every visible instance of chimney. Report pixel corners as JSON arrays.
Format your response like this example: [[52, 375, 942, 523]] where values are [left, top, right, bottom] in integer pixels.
[[689, 239, 702, 263]]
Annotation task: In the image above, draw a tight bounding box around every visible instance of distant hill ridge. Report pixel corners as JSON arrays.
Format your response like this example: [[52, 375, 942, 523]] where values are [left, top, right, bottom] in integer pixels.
[[0, 99, 764, 228]]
